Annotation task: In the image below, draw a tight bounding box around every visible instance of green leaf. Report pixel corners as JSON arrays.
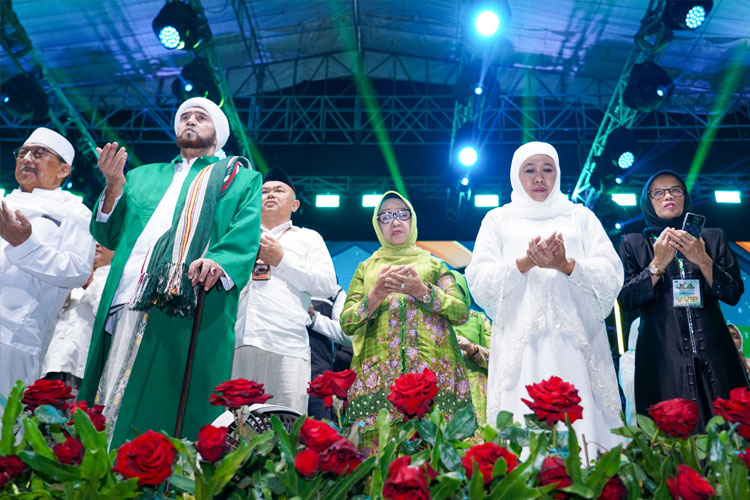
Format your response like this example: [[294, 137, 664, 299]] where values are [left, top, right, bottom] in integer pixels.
[[415, 418, 437, 447], [430, 474, 463, 500], [482, 423, 498, 443], [635, 413, 657, 438], [467, 459, 486, 500], [564, 422, 582, 485], [19, 450, 80, 483], [444, 405, 477, 442], [487, 459, 539, 500], [1, 380, 24, 455], [169, 473, 196, 495], [99, 477, 139, 498], [21, 416, 55, 459], [378, 438, 397, 479], [73, 408, 107, 451], [438, 442, 462, 471], [560, 483, 595, 497], [377, 408, 391, 456], [205, 433, 272, 498], [585, 445, 622, 495], [652, 459, 673, 500], [270, 414, 297, 467], [34, 405, 67, 425], [495, 411, 514, 430], [320, 456, 375, 500]]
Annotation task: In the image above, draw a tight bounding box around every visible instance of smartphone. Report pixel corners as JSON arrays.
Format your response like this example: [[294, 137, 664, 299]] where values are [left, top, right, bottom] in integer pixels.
[[682, 212, 706, 239], [677, 212, 706, 259]]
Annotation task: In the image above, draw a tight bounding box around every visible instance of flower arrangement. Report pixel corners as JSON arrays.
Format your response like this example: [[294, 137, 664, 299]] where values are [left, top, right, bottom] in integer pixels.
[[1, 373, 748, 499]]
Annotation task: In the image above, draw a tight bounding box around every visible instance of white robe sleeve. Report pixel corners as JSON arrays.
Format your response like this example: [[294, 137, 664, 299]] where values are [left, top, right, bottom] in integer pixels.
[[310, 289, 352, 346], [465, 211, 526, 320], [565, 209, 624, 321], [4, 218, 95, 289]]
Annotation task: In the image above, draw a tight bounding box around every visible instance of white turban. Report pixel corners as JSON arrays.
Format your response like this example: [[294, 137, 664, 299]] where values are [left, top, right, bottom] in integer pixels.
[[23, 127, 74, 165], [174, 97, 229, 150]]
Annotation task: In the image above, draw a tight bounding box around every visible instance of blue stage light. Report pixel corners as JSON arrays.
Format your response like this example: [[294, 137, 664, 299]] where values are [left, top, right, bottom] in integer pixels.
[[460, 176, 470, 187], [615, 222, 623, 230], [615, 176, 624, 185], [184, 82, 194, 92], [685, 6, 707, 29], [475, 11, 500, 36], [158, 26, 181, 49], [618, 151, 635, 169], [474, 84, 484, 95], [458, 146, 478, 167]]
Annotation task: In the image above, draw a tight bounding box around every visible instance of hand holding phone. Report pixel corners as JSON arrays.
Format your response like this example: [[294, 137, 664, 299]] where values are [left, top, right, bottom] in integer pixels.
[[672, 212, 706, 261]]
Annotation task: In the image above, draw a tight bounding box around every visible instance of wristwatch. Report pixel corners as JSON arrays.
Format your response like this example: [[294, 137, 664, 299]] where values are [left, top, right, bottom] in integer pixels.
[[648, 264, 664, 277], [421, 286, 432, 304]]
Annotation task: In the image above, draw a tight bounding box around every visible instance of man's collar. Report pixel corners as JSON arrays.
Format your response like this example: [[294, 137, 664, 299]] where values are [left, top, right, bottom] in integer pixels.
[[171, 154, 219, 168], [261, 220, 293, 233]]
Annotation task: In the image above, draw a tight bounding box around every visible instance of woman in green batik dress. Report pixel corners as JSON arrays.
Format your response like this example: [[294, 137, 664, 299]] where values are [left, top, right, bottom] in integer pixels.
[[340, 191, 472, 454], [451, 271, 493, 427]]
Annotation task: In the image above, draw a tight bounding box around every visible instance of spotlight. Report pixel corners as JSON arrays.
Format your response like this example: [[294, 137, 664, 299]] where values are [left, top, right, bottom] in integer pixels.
[[662, 1, 713, 31], [474, 83, 484, 95], [475, 11, 500, 36], [152, 0, 210, 50], [0, 72, 49, 118], [615, 176, 624, 185], [315, 194, 340, 208], [611, 193, 637, 207], [171, 58, 222, 105], [460, 176, 470, 187], [458, 146, 478, 167], [714, 190, 741, 204], [362, 194, 381, 207], [615, 222, 623, 230], [603, 127, 641, 170], [624, 61, 673, 112]]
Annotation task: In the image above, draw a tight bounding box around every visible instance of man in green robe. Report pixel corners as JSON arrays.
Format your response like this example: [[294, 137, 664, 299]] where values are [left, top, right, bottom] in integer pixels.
[[78, 97, 262, 448]]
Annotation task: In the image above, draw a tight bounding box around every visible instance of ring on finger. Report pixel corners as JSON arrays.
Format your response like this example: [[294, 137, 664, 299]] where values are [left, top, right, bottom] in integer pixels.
[[400, 282, 405, 289], [211, 267, 217, 275]]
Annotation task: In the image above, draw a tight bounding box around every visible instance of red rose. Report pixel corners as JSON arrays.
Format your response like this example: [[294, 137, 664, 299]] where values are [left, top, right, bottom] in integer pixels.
[[538, 456, 572, 498], [21, 379, 73, 411], [295, 448, 321, 477], [462, 442, 518, 485], [299, 418, 342, 453], [738, 448, 750, 469], [208, 378, 273, 409], [521, 376, 583, 426], [112, 430, 177, 486], [383, 456, 431, 500], [713, 387, 750, 438], [69, 401, 106, 431], [195, 425, 229, 463], [307, 370, 357, 409], [598, 475, 627, 500], [667, 464, 714, 500], [0, 455, 27, 490], [319, 438, 363, 475], [648, 398, 699, 439], [387, 368, 439, 421], [53, 436, 85, 465]]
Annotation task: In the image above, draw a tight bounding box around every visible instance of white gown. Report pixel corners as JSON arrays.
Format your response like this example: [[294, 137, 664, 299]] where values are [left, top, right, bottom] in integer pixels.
[[466, 205, 624, 457]]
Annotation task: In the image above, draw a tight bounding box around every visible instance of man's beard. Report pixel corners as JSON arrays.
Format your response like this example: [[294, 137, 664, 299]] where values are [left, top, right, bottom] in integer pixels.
[[177, 130, 215, 150]]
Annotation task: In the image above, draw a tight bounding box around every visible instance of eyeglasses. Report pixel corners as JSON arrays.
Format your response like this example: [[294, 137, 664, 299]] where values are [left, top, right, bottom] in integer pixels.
[[648, 186, 685, 200], [13, 146, 65, 163], [377, 209, 411, 224]]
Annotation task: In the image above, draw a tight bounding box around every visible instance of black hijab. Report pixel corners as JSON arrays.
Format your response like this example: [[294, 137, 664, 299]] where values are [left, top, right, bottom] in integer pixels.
[[640, 169, 691, 235]]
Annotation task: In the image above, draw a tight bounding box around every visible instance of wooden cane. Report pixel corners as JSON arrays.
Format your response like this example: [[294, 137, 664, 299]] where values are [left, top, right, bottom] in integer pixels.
[[173, 286, 206, 439]]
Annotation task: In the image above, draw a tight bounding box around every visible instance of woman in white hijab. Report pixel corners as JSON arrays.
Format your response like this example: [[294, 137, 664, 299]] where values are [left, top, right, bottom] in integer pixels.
[[466, 142, 624, 457]]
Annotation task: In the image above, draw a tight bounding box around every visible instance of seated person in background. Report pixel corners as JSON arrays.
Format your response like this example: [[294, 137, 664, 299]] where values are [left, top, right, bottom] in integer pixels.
[[307, 286, 351, 419], [728, 323, 750, 376], [1, 127, 95, 397], [42, 244, 114, 393]]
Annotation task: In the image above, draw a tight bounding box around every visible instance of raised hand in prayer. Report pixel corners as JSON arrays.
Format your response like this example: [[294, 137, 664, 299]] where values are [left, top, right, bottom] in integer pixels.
[[386, 265, 430, 300], [527, 232, 575, 275], [0, 201, 32, 246], [188, 257, 225, 291], [97, 142, 128, 214], [258, 234, 284, 266], [367, 264, 403, 315]]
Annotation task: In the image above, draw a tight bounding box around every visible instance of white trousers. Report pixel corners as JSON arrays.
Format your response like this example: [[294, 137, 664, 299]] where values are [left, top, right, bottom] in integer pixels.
[[231, 345, 309, 414]]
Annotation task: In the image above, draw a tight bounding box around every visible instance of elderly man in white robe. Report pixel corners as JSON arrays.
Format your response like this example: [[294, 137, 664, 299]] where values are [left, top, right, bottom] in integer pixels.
[[0, 127, 95, 397]]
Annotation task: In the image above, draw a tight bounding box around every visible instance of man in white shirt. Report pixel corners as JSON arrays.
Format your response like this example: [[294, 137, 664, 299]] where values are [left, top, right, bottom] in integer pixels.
[[0, 128, 95, 397], [233, 166, 337, 413]]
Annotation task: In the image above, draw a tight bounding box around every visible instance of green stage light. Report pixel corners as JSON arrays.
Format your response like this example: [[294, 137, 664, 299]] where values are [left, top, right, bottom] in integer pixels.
[[714, 190, 741, 204], [474, 194, 499, 208], [316, 194, 340, 208], [612, 193, 637, 206], [362, 194, 381, 207]]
